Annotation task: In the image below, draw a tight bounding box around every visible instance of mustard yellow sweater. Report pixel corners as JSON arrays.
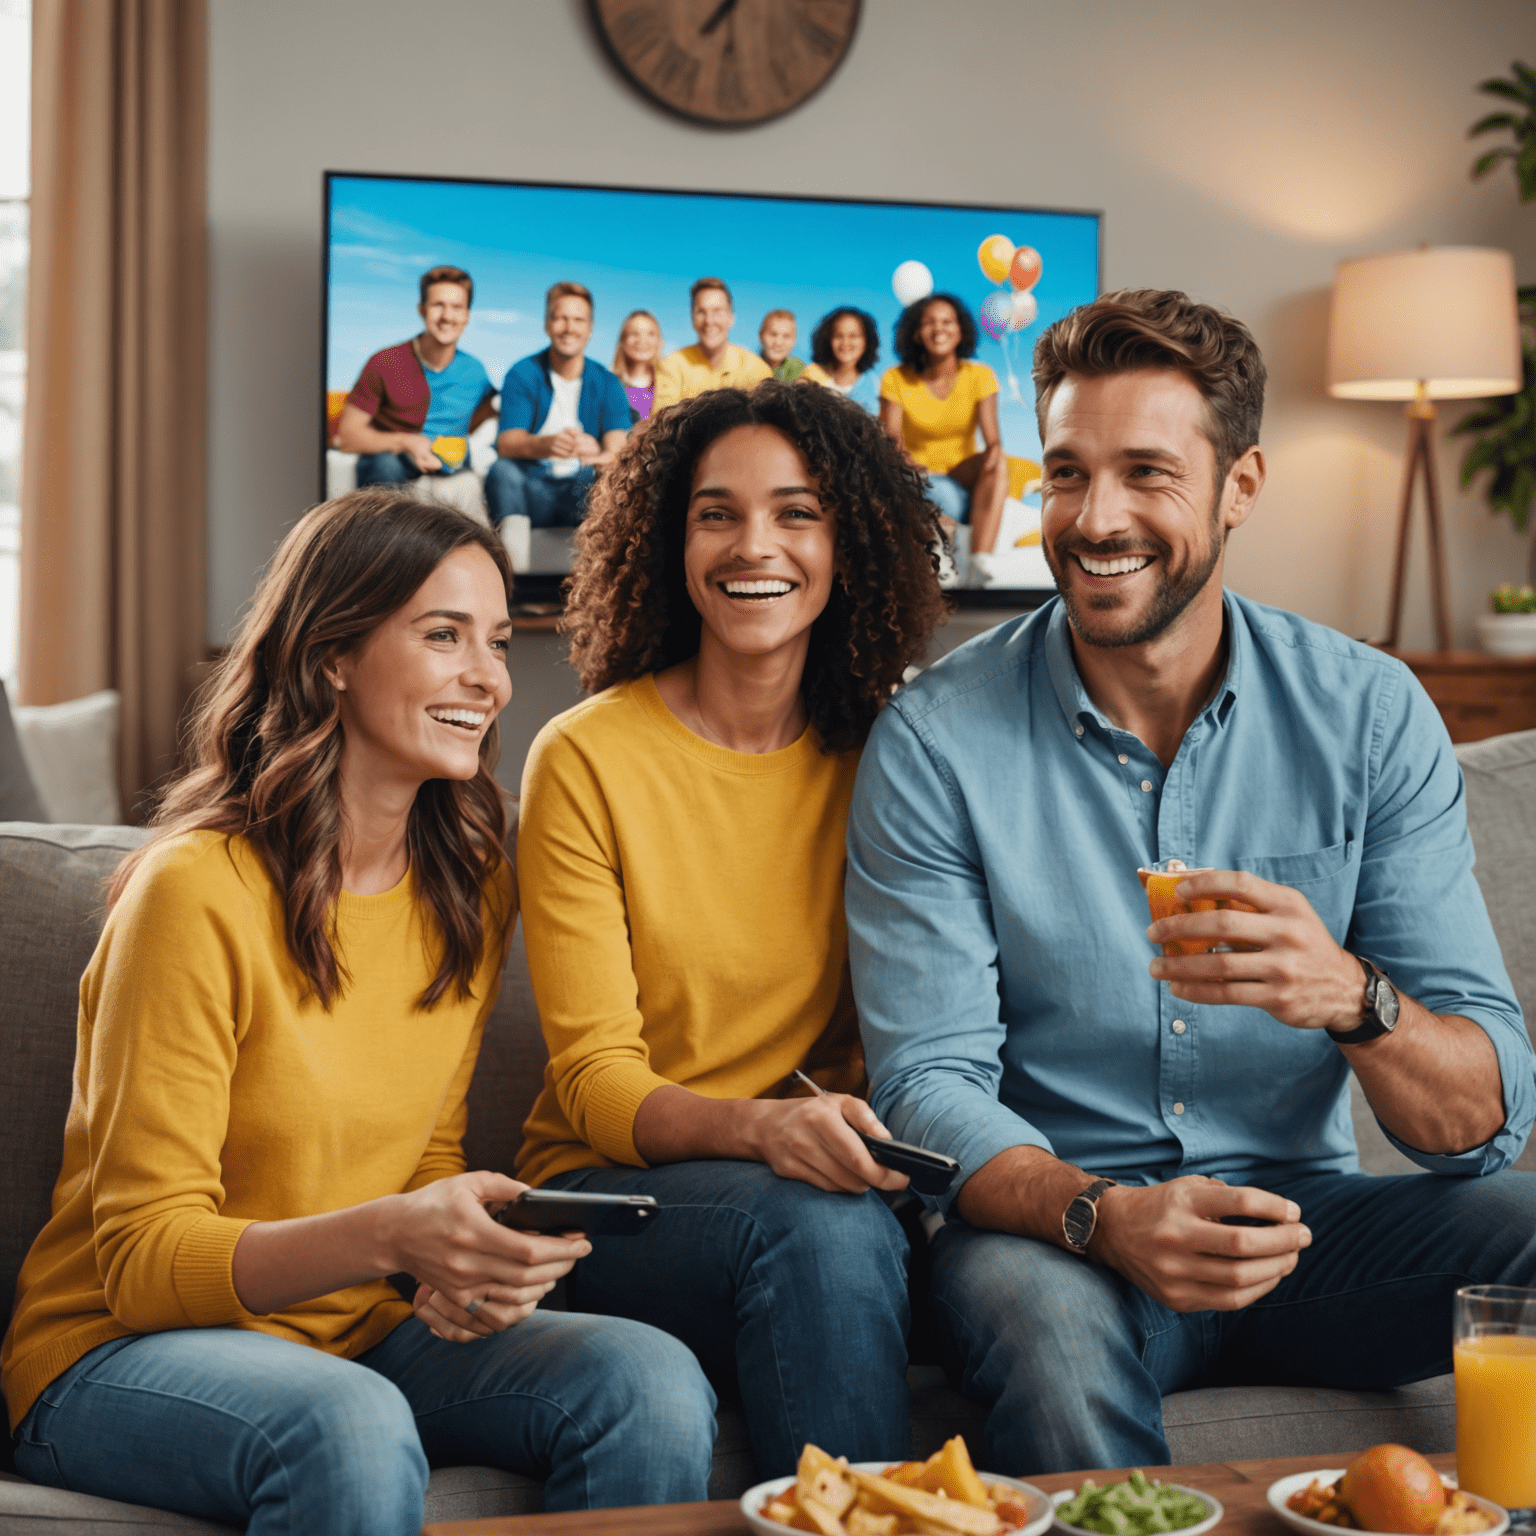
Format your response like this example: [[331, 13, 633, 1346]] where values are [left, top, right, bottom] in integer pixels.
[[516, 675, 864, 1187], [2, 831, 513, 1432]]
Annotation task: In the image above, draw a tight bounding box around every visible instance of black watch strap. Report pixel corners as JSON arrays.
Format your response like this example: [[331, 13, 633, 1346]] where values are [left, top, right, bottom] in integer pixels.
[[1063, 1177, 1116, 1253], [1326, 955, 1400, 1045]]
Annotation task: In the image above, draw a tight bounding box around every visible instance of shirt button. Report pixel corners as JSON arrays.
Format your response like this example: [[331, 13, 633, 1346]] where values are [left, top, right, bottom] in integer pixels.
[[1172, 1020, 1187, 1034], [1074, 724, 1084, 737], [1118, 754, 1128, 765], [1173, 1102, 1186, 1115], [1141, 780, 1153, 793]]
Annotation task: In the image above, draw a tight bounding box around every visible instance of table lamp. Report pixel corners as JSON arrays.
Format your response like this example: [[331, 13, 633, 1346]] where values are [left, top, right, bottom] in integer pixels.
[[1327, 245, 1520, 651]]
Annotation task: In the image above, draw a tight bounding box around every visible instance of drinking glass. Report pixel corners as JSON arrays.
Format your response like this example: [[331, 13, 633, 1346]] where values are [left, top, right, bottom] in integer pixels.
[[1136, 859, 1257, 956], [1455, 1284, 1536, 1511]]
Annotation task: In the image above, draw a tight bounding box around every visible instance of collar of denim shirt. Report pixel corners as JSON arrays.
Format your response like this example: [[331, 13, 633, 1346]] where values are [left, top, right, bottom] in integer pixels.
[[1041, 589, 1245, 747]]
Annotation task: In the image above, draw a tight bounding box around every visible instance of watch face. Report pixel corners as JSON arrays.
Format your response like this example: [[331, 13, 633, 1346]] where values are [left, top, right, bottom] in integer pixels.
[[1063, 1196, 1095, 1250], [1376, 976, 1400, 1029], [591, 0, 862, 127]]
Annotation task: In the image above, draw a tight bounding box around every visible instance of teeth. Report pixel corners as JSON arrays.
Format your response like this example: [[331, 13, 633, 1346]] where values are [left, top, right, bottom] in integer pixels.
[[1079, 554, 1152, 576], [428, 707, 486, 728], [722, 579, 794, 595]]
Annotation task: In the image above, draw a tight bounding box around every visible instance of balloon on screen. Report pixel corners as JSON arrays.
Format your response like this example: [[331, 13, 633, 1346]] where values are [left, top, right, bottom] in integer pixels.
[[892, 260, 934, 306], [1008, 290, 1039, 330], [980, 290, 1013, 341], [1008, 246, 1043, 291], [977, 234, 1015, 284]]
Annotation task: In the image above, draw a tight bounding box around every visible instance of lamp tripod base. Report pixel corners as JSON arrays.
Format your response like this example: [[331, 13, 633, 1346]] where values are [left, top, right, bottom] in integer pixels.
[[1378, 399, 1452, 653]]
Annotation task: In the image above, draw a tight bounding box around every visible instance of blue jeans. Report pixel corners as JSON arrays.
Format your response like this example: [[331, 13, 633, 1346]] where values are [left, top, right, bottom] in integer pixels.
[[925, 473, 972, 524], [545, 1160, 911, 1477], [930, 1168, 1536, 1475], [13, 1312, 715, 1532], [484, 458, 597, 528]]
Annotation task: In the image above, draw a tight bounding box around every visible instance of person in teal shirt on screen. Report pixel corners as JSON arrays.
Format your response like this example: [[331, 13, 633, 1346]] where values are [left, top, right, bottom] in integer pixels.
[[846, 287, 1536, 1479]]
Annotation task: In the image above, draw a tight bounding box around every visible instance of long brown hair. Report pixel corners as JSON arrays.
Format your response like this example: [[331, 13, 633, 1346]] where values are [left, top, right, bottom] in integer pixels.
[[111, 488, 514, 1009], [563, 380, 950, 753]]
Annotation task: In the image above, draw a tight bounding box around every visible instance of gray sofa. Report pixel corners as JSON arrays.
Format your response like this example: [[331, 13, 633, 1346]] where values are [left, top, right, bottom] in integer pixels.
[[3, 728, 1534, 1533]]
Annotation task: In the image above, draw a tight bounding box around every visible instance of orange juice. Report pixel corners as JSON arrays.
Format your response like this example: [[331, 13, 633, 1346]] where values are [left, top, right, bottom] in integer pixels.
[[1455, 1334, 1536, 1507], [1136, 862, 1260, 956]]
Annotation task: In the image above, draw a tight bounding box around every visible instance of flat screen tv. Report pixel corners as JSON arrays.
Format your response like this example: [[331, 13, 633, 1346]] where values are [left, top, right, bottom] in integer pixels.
[[322, 172, 1101, 605]]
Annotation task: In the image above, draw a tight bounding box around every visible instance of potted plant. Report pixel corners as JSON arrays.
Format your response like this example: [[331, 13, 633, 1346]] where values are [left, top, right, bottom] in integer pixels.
[[1476, 583, 1536, 656], [1452, 62, 1536, 623]]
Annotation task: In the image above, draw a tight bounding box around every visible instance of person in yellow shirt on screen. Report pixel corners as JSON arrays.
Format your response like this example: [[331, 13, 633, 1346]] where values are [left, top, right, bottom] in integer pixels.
[[515, 380, 948, 1480], [1, 490, 714, 1533], [652, 277, 772, 410], [880, 292, 1010, 585]]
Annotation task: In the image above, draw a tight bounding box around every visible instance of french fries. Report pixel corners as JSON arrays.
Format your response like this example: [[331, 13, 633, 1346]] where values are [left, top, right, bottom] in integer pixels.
[[759, 1438, 1038, 1536]]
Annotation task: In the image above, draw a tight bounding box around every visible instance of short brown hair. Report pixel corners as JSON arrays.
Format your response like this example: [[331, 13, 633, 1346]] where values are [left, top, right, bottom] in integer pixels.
[[545, 281, 594, 320], [1033, 289, 1266, 479], [419, 265, 473, 307], [690, 276, 733, 309], [563, 381, 949, 754], [759, 308, 796, 334]]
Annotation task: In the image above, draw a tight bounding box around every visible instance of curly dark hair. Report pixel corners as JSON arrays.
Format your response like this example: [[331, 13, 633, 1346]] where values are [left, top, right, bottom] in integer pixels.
[[563, 380, 950, 753], [894, 292, 979, 372], [810, 307, 880, 374]]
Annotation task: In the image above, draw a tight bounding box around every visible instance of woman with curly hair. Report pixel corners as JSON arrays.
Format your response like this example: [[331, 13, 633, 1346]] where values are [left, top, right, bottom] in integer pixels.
[[881, 292, 1009, 584], [515, 380, 948, 1477], [2, 490, 714, 1533], [801, 305, 882, 414]]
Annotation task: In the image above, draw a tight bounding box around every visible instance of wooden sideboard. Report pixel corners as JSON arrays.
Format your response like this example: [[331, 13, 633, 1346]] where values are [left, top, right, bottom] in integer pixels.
[[1384, 649, 1536, 743]]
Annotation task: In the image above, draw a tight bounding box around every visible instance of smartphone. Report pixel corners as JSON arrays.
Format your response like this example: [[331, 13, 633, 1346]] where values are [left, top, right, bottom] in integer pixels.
[[858, 1134, 961, 1197], [494, 1189, 659, 1237], [1219, 1214, 1278, 1227]]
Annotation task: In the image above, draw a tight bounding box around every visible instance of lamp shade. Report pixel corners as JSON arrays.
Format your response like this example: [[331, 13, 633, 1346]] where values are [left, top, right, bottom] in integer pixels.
[[1327, 246, 1520, 401]]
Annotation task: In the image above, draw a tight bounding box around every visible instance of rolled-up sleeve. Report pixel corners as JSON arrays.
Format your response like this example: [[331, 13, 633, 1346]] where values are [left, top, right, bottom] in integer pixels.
[[1352, 667, 1533, 1174], [847, 701, 1049, 1212]]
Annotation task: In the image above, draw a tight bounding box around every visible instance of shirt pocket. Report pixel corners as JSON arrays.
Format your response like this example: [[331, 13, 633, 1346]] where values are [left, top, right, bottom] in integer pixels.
[[1234, 837, 1358, 939]]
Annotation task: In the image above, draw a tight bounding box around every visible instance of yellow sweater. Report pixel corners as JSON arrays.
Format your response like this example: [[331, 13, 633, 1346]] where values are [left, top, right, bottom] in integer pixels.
[[2, 831, 514, 1432], [516, 676, 864, 1187]]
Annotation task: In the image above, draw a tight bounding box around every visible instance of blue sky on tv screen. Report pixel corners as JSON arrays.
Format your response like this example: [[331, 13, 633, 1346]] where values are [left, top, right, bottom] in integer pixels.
[[327, 175, 1100, 464]]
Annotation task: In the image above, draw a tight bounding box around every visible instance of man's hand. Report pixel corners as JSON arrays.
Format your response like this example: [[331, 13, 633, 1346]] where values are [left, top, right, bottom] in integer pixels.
[[572, 431, 602, 459], [401, 433, 443, 473], [1090, 1176, 1310, 1312], [1147, 870, 1365, 1031], [741, 1094, 910, 1195], [547, 426, 583, 459]]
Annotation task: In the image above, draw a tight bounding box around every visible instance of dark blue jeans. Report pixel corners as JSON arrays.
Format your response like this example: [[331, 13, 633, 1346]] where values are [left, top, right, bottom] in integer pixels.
[[483, 458, 596, 528], [545, 1159, 912, 1477], [355, 450, 425, 485], [12, 1312, 715, 1532], [930, 1168, 1536, 1475]]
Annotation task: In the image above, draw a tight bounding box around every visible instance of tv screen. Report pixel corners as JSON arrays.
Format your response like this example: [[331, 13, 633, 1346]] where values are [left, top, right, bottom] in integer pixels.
[[322, 172, 1101, 604]]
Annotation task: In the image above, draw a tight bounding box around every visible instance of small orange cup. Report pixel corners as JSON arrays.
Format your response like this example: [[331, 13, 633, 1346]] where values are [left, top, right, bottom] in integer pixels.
[[1137, 860, 1260, 956]]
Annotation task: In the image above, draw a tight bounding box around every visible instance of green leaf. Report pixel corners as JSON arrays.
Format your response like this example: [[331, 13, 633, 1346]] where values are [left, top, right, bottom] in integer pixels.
[[1513, 60, 1536, 95], [1478, 78, 1532, 103], [1510, 466, 1535, 532], [1470, 112, 1521, 135], [1461, 438, 1502, 484], [1473, 147, 1515, 179]]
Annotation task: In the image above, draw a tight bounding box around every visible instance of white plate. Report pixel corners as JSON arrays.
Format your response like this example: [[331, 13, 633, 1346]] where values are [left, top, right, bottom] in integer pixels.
[[740, 1461, 1055, 1536], [1266, 1469, 1510, 1536], [1051, 1480, 1223, 1536]]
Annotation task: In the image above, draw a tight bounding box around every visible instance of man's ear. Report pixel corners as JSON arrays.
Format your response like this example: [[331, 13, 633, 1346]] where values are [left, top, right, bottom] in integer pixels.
[[1222, 445, 1266, 532]]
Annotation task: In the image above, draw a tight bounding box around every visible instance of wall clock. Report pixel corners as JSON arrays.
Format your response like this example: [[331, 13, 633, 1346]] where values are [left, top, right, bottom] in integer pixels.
[[591, 0, 862, 127]]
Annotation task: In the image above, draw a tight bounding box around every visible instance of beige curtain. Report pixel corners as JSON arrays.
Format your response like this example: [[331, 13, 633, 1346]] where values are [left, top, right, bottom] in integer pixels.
[[20, 0, 207, 818]]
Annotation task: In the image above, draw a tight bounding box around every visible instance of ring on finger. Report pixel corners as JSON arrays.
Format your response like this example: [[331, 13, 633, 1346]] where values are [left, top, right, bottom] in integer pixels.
[[464, 1297, 482, 1317]]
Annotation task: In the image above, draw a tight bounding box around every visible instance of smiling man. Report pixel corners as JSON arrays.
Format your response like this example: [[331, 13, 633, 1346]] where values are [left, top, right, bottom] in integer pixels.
[[653, 278, 772, 412], [846, 289, 1536, 1473], [484, 282, 631, 535], [512, 381, 947, 1478]]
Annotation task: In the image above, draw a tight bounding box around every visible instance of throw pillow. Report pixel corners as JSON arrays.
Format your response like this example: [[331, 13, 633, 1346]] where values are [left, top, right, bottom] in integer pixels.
[[11, 689, 123, 825]]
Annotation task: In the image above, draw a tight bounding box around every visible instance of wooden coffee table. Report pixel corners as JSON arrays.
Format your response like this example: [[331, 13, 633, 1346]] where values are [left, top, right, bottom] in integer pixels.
[[422, 1450, 1456, 1535]]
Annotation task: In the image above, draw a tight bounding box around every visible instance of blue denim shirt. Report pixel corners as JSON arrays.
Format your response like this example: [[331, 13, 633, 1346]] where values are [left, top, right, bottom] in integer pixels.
[[847, 593, 1532, 1212]]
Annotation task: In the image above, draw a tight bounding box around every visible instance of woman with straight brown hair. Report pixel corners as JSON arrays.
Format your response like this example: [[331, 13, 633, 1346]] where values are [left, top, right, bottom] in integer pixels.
[[1, 489, 714, 1534]]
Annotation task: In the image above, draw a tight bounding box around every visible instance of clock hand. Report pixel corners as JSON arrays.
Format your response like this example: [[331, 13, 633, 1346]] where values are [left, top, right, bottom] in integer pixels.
[[698, 0, 739, 37]]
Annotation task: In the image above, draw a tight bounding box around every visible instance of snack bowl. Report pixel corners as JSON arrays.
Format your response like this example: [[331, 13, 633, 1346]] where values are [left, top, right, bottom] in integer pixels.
[[741, 1462, 1055, 1536], [1265, 1470, 1509, 1536], [1052, 1480, 1223, 1536]]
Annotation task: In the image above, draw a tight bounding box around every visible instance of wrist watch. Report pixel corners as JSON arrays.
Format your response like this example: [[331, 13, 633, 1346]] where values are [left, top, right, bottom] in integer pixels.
[[1326, 955, 1401, 1045], [1063, 1177, 1117, 1253]]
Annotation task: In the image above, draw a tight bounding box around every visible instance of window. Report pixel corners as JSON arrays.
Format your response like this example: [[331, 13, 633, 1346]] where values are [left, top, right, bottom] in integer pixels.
[[0, 0, 30, 690]]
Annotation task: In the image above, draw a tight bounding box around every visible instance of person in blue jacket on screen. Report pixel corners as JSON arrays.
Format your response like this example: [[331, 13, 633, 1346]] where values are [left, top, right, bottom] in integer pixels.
[[484, 283, 631, 531]]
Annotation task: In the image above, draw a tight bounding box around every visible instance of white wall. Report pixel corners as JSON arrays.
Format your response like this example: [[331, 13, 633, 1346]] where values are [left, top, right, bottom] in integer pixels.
[[209, 0, 1536, 650]]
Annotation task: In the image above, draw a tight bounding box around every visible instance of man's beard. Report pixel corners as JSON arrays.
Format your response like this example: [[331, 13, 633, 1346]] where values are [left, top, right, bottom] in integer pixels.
[[1044, 498, 1225, 650]]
